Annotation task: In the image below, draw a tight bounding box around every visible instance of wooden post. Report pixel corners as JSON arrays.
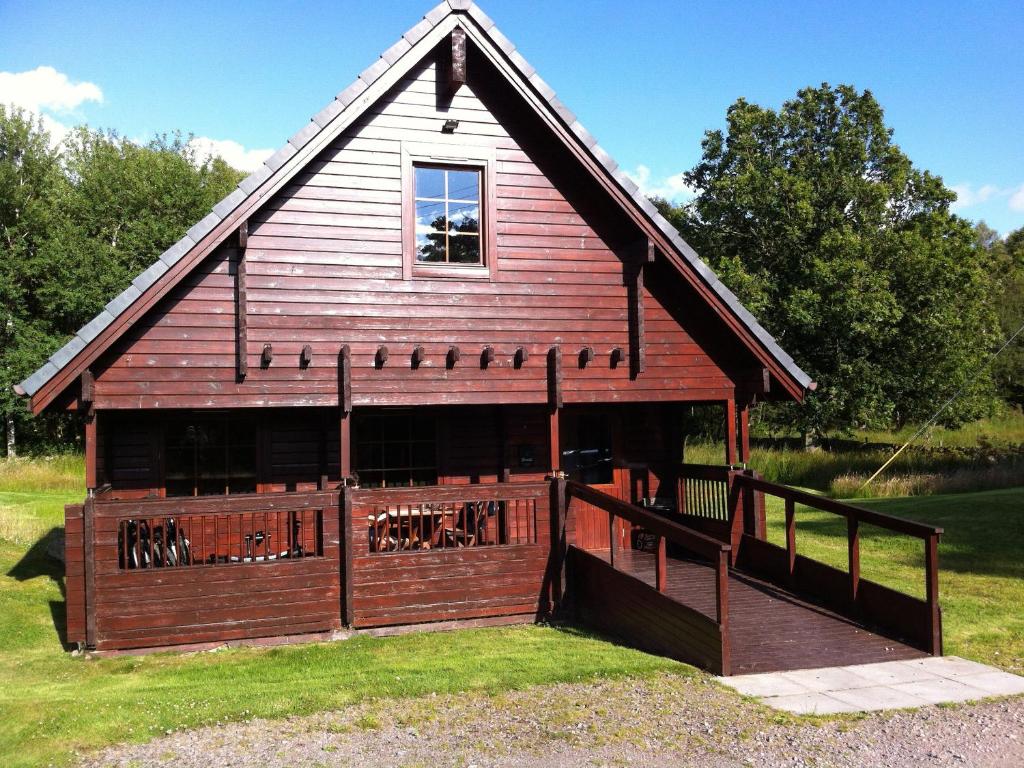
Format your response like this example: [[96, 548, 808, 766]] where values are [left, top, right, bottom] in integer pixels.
[[785, 498, 796, 578], [608, 511, 616, 568], [236, 221, 248, 381], [655, 536, 667, 593], [338, 346, 352, 480], [848, 516, 860, 605], [725, 399, 737, 465], [738, 402, 750, 464], [83, 495, 96, 649], [81, 370, 97, 491], [715, 548, 729, 627], [925, 533, 942, 655], [547, 346, 562, 473], [549, 474, 568, 612], [341, 486, 354, 627]]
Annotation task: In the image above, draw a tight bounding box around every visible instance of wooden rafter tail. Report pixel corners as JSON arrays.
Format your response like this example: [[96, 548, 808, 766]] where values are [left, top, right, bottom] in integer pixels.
[[481, 345, 495, 368], [447, 345, 461, 368], [300, 344, 313, 369]]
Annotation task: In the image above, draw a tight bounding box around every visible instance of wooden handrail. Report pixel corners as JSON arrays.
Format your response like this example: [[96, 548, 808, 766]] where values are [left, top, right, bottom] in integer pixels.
[[733, 474, 943, 539], [565, 480, 730, 628], [566, 480, 730, 560]]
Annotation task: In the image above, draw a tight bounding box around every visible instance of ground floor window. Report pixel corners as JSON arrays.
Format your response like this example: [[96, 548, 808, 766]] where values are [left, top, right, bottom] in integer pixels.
[[562, 412, 614, 484], [165, 414, 258, 496], [354, 410, 438, 488]]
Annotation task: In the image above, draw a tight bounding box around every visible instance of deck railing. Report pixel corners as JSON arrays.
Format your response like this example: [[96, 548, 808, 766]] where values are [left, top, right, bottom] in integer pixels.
[[565, 480, 732, 627], [350, 482, 545, 554], [732, 474, 943, 654], [673, 463, 732, 522]]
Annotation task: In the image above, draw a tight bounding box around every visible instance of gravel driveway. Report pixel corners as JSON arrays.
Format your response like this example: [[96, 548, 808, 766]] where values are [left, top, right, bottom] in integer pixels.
[[80, 672, 1024, 767]]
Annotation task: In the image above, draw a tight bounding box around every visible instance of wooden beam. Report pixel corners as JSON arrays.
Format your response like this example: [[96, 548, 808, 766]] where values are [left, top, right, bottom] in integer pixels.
[[341, 486, 354, 626], [84, 409, 97, 491], [338, 345, 352, 414], [79, 369, 95, 405], [236, 222, 248, 382], [446, 26, 467, 100]]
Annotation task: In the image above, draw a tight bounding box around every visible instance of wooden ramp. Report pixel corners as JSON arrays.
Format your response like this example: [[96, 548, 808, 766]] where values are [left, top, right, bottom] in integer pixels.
[[571, 547, 925, 675]]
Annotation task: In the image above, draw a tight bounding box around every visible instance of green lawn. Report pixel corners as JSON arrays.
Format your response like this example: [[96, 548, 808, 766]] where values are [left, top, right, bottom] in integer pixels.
[[763, 488, 1024, 673]]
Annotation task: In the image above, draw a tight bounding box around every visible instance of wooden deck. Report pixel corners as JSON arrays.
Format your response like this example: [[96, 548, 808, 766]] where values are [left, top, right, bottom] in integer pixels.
[[586, 548, 925, 674]]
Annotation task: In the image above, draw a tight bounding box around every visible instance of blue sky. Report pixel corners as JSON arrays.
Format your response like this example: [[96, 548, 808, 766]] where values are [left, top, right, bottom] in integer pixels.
[[2, 0, 1022, 233]]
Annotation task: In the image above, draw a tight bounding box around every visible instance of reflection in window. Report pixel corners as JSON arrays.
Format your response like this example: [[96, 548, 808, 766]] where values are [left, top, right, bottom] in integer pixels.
[[414, 165, 482, 265], [165, 415, 258, 497], [355, 410, 438, 488]]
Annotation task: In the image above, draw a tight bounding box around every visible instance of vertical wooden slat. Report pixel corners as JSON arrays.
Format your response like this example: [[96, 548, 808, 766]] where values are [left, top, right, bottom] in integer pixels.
[[925, 533, 942, 655], [785, 498, 796, 577], [84, 411, 97, 491], [848, 516, 860, 604]]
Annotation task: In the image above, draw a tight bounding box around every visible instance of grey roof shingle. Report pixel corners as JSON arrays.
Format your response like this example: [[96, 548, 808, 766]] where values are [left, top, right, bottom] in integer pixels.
[[17, 0, 812, 401]]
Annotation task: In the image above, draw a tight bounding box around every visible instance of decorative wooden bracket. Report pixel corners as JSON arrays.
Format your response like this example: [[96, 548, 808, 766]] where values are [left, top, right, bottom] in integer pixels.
[[236, 220, 249, 381], [79, 369, 95, 410], [579, 347, 595, 368], [412, 346, 426, 368], [610, 347, 624, 368], [375, 345, 389, 368], [447, 345, 461, 368], [625, 238, 651, 379], [481, 345, 495, 368], [514, 346, 529, 368], [260, 343, 273, 368], [444, 26, 468, 101], [300, 344, 313, 369]]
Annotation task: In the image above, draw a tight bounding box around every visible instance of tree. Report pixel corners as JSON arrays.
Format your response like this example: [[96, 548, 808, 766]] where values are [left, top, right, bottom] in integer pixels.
[[0, 107, 67, 456], [658, 84, 1000, 436], [0, 120, 244, 456], [978, 223, 1024, 405]]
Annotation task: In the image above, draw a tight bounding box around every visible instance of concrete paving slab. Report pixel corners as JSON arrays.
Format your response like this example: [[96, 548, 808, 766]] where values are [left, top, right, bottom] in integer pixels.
[[826, 684, 931, 712], [838, 660, 938, 685], [718, 656, 1024, 714], [779, 666, 876, 693], [724, 673, 813, 698], [953, 671, 1024, 697], [892, 677, 991, 705], [763, 692, 862, 715]]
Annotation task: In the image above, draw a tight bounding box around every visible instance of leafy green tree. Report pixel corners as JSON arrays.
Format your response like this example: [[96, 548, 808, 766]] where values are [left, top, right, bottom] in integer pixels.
[[978, 223, 1024, 405], [1, 119, 244, 456], [0, 107, 68, 456], [658, 84, 1000, 436]]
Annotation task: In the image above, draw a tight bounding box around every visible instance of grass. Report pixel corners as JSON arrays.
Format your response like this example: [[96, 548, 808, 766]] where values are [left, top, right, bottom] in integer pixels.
[[762, 488, 1024, 673]]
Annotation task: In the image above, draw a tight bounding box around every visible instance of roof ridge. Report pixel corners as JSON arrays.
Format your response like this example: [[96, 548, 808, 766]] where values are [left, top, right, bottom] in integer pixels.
[[17, 0, 813, 402]]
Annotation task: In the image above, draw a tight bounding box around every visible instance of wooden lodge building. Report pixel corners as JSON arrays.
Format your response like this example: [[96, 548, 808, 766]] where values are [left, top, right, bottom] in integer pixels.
[[16, 1, 944, 675]]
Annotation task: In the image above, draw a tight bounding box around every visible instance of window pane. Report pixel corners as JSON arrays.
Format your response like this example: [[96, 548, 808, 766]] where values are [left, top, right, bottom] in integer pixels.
[[448, 200, 479, 233], [447, 170, 479, 202], [415, 199, 447, 262], [448, 233, 481, 264], [415, 166, 445, 199]]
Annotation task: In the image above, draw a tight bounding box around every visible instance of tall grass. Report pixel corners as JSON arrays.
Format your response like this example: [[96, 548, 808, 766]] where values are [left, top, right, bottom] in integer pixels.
[[0, 455, 84, 494]]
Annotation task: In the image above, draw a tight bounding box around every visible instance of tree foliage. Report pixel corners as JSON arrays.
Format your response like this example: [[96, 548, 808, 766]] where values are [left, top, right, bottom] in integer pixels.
[[0, 109, 243, 455], [976, 223, 1024, 405], [657, 84, 1001, 435]]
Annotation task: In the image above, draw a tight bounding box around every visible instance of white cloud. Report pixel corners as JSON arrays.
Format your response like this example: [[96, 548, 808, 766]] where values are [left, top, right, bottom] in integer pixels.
[[0, 66, 104, 144], [950, 183, 999, 211], [1009, 185, 1024, 213], [625, 164, 696, 202], [189, 136, 274, 172]]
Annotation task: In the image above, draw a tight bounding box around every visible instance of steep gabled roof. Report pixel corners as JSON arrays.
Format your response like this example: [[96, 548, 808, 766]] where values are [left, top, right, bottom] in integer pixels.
[[16, 0, 814, 413]]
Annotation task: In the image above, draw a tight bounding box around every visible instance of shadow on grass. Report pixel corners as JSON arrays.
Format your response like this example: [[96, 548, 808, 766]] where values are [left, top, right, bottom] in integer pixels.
[[6, 526, 72, 649]]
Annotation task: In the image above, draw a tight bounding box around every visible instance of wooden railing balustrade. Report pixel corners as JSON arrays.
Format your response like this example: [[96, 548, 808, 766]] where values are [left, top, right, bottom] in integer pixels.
[[350, 482, 545, 554], [673, 463, 731, 522], [565, 481, 732, 627], [732, 474, 944, 655]]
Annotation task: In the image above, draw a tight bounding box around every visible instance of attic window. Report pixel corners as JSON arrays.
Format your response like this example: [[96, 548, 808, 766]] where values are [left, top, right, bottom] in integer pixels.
[[414, 165, 482, 265]]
